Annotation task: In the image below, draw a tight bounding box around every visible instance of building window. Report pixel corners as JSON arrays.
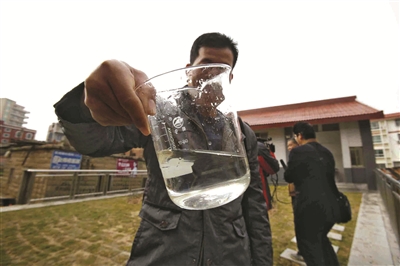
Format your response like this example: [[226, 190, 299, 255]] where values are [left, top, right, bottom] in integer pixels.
[[15, 131, 22, 138], [376, 163, 386, 169], [4, 128, 11, 132], [322, 123, 339, 131], [1, 139, 9, 143], [313, 125, 319, 132], [375, 149, 384, 158], [2, 133, 10, 138], [372, 135, 382, 143], [395, 119, 400, 126], [350, 147, 364, 167], [25, 133, 33, 140], [370, 122, 379, 129]]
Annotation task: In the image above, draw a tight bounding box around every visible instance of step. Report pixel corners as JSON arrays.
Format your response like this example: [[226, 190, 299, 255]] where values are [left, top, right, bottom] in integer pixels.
[[280, 248, 306, 265], [290, 237, 339, 253], [290, 238, 339, 252], [332, 224, 345, 232], [280, 248, 342, 263]]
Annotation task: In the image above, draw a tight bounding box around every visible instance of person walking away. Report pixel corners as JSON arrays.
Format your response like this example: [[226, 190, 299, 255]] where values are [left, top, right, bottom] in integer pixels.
[[284, 122, 340, 266], [285, 137, 304, 261]]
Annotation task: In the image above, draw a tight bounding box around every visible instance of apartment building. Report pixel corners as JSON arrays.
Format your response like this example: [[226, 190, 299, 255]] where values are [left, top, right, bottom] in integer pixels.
[[46, 122, 64, 143], [371, 112, 400, 168], [0, 98, 30, 127], [0, 120, 36, 144]]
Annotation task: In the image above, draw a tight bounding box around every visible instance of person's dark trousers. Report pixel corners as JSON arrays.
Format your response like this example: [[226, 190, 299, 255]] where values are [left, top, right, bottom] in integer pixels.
[[294, 205, 339, 266], [291, 196, 303, 257]]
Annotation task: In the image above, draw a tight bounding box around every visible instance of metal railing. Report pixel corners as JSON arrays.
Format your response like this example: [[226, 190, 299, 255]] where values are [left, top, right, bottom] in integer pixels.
[[375, 169, 400, 245], [17, 169, 148, 205]]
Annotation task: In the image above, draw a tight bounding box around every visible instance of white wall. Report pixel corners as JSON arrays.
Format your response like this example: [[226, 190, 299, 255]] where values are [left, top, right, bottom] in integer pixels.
[[254, 127, 286, 161], [267, 128, 286, 162], [316, 131, 343, 175], [339, 121, 362, 168], [387, 119, 400, 163]]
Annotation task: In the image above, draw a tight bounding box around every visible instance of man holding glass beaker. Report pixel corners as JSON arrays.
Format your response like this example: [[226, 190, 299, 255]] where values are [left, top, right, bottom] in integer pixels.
[[54, 32, 273, 266]]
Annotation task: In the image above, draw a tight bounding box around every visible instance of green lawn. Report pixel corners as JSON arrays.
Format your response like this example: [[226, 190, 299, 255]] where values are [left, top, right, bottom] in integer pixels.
[[0, 187, 362, 265], [269, 186, 362, 266]]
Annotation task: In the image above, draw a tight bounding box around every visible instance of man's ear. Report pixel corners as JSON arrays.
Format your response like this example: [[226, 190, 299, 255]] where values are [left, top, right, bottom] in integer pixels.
[[229, 73, 234, 83], [186, 63, 191, 67]]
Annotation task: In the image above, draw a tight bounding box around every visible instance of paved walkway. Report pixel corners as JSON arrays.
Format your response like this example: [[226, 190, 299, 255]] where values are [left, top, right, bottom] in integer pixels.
[[348, 191, 400, 265]]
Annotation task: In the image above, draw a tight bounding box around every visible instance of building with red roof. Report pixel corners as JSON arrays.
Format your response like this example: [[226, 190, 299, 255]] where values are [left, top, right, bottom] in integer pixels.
[[238, 95, 384, 189]]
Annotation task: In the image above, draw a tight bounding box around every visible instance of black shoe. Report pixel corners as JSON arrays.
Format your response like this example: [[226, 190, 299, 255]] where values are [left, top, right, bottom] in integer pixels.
[[290, 253, 304, 262]]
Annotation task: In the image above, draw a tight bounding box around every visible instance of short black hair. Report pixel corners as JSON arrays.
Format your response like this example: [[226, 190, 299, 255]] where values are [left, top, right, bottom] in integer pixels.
[[293, 122, 316, 139], [190, 32, 239, 69]]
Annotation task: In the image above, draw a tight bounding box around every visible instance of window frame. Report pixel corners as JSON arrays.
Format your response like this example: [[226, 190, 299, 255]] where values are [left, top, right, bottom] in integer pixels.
[[25, 133, 33, 140], [370, 121, 379, 129], [372, 135, 382, 143], [375, 149, 384, 158], [350, 147, 364, 167]]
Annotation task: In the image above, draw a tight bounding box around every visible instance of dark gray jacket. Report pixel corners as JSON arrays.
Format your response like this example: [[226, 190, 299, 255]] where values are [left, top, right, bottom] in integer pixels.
[[283, 142, 340, 222], [54, 83, 273, 266]]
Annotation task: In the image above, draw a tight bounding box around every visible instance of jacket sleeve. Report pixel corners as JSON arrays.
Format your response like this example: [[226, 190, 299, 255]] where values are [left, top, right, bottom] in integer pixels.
[[241, 123, 273, 266], [53, 82, 147, 157]]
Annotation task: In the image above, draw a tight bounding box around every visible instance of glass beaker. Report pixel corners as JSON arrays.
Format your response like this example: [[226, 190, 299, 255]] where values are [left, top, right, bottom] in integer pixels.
[[136, 63, 250, 210]]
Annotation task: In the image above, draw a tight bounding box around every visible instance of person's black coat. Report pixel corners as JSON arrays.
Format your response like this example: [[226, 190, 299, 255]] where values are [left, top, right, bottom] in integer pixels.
[[284, 142, 340, 222]]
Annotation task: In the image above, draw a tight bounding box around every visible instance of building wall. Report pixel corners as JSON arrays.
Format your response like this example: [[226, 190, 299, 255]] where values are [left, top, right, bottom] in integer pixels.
[[0, 98, 29, 127], [1, 145, 146, 201], [253, 121, 375, 186], [316, 130, 344, 182], [385, 118, 400, 166], [339, 121, 362, 183], [46, 122, 64, 142], [371, 116, 400, 168], [0, 120, 36, 144], [359, 120, 377, 189]]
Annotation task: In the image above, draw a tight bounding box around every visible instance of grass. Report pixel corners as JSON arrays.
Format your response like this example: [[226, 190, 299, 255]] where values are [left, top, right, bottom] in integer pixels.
[[0, 187, 362, 265], [269, 186, 362, 266]]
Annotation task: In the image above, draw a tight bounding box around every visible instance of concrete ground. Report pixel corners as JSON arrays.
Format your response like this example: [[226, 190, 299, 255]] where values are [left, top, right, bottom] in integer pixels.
[[338, 183, 400, 266]]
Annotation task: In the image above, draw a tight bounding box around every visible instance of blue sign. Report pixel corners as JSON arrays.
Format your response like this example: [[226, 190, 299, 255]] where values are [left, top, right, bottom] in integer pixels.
[[50, 150, 82, 169]]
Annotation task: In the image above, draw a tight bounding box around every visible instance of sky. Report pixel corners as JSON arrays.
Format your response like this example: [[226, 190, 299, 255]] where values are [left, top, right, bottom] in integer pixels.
[[0, 0, 399, 141]]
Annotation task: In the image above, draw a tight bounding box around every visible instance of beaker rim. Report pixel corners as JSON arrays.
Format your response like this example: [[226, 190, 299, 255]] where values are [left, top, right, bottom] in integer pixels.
[[135, 63, 231, 90]]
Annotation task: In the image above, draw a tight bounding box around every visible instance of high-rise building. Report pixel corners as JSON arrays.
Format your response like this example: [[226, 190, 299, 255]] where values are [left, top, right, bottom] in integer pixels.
[[0, 98, 30, 127], [371, 112, 400, 168], [46, 122, 64, 143]]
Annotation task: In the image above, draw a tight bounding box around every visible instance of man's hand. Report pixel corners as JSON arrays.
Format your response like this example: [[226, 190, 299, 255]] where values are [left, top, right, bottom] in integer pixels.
[[84, 60, 156, 136]]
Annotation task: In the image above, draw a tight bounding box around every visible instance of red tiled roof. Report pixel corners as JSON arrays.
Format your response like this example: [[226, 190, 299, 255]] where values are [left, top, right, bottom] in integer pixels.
[[373, 112, 400, 120], [238, 96, 384, 130]]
